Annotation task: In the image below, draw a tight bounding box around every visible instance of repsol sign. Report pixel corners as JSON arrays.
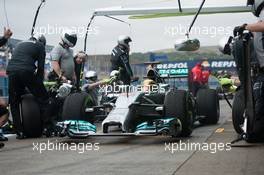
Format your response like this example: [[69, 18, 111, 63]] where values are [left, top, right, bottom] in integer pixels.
[[156, 62, 188, 69], [210, 61, 236, 68], [156, 60, 236, 70]]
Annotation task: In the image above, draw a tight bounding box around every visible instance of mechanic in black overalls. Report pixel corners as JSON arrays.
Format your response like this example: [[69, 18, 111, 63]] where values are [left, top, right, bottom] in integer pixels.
[[111, 35, 133, 85], [234, 0, 264, 138], [6, 34, 49, 139], [0, 28, 12, 148]]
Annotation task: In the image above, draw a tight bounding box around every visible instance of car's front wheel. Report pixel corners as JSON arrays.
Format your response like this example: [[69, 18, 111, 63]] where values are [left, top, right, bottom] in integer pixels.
[[197, 89, 220, 125], [164, 89, 194, 137]]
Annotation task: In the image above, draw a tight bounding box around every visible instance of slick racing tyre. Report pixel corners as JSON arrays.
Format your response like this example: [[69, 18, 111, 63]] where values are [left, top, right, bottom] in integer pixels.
[[62, 92, 95, 123], [21, 94, 42, 137], [197, 89, 220, 125], [164, 90, 194, 137], [232, 89, 245, 134]]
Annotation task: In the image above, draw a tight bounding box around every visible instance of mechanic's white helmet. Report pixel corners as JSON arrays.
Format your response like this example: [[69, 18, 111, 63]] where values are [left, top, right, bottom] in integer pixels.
[[31, 33, 46, 46], [247, 0, 264, 17], [61, 30, 77, 47], [110, 70, 119, 77], [85, 71, 97, 81], [118, 35, 132, 49]]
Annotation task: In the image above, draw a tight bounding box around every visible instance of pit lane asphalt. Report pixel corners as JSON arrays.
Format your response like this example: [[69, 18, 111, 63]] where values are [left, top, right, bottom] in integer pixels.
[[0, 101, 232, 175]]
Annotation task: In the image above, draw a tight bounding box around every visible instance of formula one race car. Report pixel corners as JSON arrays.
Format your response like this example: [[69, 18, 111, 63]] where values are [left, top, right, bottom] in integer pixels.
[[57, 65, 220, 138]]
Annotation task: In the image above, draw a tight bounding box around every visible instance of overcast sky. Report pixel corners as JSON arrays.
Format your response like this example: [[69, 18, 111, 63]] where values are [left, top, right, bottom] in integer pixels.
[[0, 0, 257, 54]]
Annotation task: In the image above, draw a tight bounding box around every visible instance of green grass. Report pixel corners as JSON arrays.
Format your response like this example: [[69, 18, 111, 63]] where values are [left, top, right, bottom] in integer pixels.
[[129, 11, 248, 19]]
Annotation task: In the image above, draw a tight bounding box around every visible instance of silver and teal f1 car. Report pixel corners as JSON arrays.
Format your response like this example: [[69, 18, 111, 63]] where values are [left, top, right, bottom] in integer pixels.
[[57, 63, 219, 138], [57, 84, 219, 138]]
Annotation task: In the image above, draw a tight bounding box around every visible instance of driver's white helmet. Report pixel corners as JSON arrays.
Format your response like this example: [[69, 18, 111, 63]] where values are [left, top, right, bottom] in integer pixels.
[[247, 0, 264, 17], [61, 30, 77, 47], [118, 35, 132, 49], [110, 70, 119, 77], [85, 71, 97, 81]]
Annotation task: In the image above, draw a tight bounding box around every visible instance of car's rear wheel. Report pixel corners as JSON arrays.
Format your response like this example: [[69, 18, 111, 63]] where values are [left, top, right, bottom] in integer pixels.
[[164, 89, 194, 137], [21, 94, 42, 138], [197, 89, 220, 125], [232, 89, 245, 134], [62, 92, 95, 123]]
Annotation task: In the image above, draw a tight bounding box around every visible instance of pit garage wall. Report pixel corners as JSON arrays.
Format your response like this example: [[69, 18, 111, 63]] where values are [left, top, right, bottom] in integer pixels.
[[132, 59, 237, 78], [85, 55, 237, 78]]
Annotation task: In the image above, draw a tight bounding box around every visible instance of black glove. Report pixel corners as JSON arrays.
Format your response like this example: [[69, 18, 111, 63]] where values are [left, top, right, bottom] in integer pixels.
[[233, 24, 247, 37]]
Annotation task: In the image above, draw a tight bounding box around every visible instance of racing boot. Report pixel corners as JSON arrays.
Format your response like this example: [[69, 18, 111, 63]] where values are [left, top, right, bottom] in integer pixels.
[[16, 132, 26, 140], [43, 120, 58, 137], [43, 125, 55, 137]]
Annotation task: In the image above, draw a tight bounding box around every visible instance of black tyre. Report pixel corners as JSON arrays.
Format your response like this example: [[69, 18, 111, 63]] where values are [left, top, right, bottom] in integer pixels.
[[164, 90, 194, 137], [232, 89, 245, 134], [21, 95, 42, 137], [62, 92, 94, 123], [197, 89, 220, 125]]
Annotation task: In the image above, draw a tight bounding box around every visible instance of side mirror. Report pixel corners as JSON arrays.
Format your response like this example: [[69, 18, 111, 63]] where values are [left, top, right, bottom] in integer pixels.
[[155, 106, 164, 115], [85, 108, 94, 113], [155, 106, 164, 112]]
